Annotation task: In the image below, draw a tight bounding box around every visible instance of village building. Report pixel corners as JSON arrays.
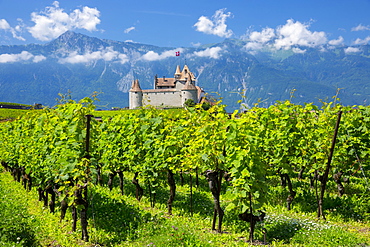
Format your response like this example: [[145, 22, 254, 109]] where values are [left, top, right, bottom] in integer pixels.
[[129, 65, 201, 109]]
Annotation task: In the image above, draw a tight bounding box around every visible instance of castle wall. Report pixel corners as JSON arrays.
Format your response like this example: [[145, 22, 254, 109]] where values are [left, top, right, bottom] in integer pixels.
[[142, 90, 182, 107], [175, 81, 185, 90]]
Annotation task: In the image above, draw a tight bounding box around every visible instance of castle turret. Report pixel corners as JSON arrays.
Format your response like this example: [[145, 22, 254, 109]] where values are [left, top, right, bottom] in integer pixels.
[[129, 79, 143, 109], [181, 79, 198, 106], [174, 65, 181, 79]]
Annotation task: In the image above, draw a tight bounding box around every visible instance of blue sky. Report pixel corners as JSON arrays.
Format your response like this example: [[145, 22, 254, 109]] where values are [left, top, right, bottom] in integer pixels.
[[1, 0, 370, 49]]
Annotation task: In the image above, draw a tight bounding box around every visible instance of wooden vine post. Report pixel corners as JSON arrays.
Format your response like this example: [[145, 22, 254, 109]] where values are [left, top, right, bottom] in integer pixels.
[[80, 114, 93, 241], [318, 110, 342, 220]]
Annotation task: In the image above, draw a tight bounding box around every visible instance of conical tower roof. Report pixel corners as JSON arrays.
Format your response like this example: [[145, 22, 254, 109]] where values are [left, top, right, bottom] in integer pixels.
[[180, 65, 196, 82], [175, 65, 181, 76], [129, 79, 142, 92], [182, 64, 190, 73]]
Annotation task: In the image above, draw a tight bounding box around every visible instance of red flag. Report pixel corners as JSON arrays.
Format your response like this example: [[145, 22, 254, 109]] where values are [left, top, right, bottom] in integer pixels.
[[176, 51, 180, 56]]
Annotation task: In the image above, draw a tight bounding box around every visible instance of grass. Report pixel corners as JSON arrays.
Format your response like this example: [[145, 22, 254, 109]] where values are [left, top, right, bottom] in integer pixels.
[[0, 168, 369, 246], [0, 109, 29, 121], [0, 102, 32, 107], [0, 108, 43, 121], [0, 169, 87, 246], [261, 210, 369, 246]]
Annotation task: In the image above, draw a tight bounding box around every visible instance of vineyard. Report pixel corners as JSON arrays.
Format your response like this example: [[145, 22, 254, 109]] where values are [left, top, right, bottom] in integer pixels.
[[0, 97, 369, 246]]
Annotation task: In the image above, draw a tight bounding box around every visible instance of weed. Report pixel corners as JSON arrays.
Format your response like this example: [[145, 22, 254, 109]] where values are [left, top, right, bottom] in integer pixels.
[[0, 169, 369, 247]]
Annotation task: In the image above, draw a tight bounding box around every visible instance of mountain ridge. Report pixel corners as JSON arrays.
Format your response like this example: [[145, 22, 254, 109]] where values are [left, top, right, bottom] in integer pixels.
[[0, 31, 370, 110]]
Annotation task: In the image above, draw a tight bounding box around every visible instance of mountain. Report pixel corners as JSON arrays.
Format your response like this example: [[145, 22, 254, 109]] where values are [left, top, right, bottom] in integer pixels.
[[1, 31, 370, 111]]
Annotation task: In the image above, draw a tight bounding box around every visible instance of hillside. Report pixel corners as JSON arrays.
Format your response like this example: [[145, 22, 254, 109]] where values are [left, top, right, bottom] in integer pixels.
[[1, 31, 370, 110]]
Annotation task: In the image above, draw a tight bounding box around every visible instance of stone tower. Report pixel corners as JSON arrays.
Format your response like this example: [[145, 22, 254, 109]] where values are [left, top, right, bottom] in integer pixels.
[[181, 77, 198, 106], [129, 79, 143, 109]]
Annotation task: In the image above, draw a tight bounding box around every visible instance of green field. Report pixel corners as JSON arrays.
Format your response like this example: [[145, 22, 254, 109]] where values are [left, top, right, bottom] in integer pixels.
[[0, 108, 29, 121]]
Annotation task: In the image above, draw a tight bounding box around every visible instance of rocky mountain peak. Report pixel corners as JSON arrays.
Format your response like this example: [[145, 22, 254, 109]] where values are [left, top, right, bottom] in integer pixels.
[[48, 31, 108, 53]]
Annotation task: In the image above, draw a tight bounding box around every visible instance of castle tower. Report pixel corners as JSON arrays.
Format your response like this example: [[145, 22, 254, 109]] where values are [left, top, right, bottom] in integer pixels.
[[181, 79, 198, 106], [174, 65, 181, 80], [129, 79, 143, 109]]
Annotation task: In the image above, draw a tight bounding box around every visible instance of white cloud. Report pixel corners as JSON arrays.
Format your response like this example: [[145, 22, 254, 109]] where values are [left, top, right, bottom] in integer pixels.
[[243, 19, 328, 52], [118, 54, 129, 63], [28, 1, 101, 41], [351, 24, 370, 31], [0, 19, 11, 30], [191, 42, 201, 47], [33, 55, 47, 62], [141, 48, 184, 61], [292, 47, 306, 54], [72, 6, 101, 31], [124, 27, 135, 34], [194, 8, 233, 38], [0, 18, 25, 41], [354, 36, 370, 45], [274, 19, 327, 50], [0, 51, 46, 63], [59, 47, 128, 64], [12, 19, 26, 41], [249, 27, 275, 43], [328, 36, 344, 46], [193, 47, 223, 59], [244, 27, 276, 53], [344, 47, 361, 54], [244, 42, 264, 52]]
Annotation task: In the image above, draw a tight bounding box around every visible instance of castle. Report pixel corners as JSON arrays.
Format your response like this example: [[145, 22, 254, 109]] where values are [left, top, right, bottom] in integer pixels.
[[129, 65, 201, 109]]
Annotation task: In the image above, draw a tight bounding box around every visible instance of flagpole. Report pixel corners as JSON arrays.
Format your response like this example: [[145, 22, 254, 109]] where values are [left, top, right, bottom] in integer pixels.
[[176, 50, 181, 67]]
